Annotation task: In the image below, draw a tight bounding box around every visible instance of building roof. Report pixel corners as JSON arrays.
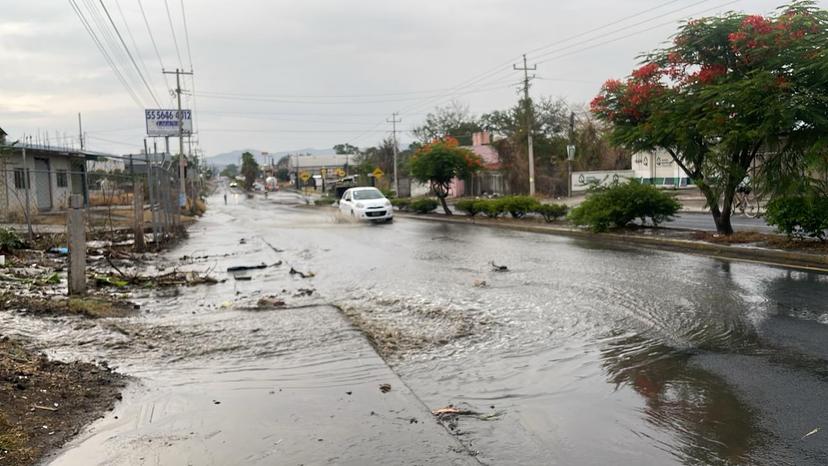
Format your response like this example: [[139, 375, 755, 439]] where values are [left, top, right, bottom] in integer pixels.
[[0, 127, 7, 136]]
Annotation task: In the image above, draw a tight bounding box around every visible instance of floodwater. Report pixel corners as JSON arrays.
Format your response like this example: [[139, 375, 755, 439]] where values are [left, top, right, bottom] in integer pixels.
[[5, 191, 828, 465]]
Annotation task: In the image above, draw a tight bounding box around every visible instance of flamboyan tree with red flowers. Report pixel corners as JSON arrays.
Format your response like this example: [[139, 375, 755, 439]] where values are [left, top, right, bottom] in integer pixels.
[[410, 136, 482, 215], [591, 1, 828, 234]]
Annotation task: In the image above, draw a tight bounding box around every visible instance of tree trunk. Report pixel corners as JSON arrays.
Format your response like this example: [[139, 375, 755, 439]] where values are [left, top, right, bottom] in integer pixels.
[[438, 194, 452, 215], [698, 183, 734, 235]]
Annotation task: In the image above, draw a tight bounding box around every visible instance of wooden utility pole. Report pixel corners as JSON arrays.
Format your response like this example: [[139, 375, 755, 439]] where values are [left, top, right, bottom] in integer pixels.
[[387, 112, 401, 195], [162, 68, 193, 210], [514, 54, 537, 196]]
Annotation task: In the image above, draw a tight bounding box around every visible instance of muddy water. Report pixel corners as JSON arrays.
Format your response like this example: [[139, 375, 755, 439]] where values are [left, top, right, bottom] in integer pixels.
[[5, 192, 828, 465]]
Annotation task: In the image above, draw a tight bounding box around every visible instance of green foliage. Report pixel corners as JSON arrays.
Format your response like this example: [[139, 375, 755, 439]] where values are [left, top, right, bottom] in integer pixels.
[[379, 188, 396, 199], [412, 101, 482, 146], [478, 199, 505, 218], [589, 2, 828, 234], [535, 203, 569, 222], [391, 198, 411, 211], [333, 143, 360, 155], [240, 152, 260, 191], [314, 197, 336, 206], [765, 194, 828, 241], [220, 163, 238, 179], [0, 228, 24, 253], [499, 195, 541, 219], [410, 138, 482, 214], [568, 180, 680, 232], [410, 198, 439, 214], [276, 168, 290, 182], [455, 199, 482, 217]]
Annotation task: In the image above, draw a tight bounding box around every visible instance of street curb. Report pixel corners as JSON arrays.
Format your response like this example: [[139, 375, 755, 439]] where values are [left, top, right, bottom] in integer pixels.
[[395, 212, 828, 273]]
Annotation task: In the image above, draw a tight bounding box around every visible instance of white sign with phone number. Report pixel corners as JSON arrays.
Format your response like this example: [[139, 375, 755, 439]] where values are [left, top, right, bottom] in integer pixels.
[[145, 109, 193, 137]]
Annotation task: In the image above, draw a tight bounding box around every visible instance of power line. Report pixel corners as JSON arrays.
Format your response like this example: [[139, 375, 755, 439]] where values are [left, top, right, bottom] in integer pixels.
[[99, 0, 161, 106], [163, 0, 184, 68], [80, 0, 146, 101], [137, 0, 173, 95], [67, 0, 144, 108], [113, 0, 159, 95], [535, 0, 742, 66]]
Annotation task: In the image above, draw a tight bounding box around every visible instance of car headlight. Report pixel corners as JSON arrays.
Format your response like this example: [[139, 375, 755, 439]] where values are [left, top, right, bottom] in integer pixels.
[[355, 202, 364, 208], [384, 200, 391, 206]]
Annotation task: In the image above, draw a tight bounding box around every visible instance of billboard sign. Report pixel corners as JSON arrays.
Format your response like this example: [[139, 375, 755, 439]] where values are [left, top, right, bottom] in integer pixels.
[[145, 109, 193, 137], [571, 170, 635, 192]]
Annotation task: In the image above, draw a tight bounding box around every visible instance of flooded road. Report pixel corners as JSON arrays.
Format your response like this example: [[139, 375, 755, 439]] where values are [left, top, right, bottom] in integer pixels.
[[6, 191, 828, 465]]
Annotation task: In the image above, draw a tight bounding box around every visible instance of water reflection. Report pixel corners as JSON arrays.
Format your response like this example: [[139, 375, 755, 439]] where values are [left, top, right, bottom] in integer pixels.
[[601, 334, 763, 466]]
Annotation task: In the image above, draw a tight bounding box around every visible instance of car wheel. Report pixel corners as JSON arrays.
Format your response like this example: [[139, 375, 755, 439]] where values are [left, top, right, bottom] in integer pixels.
[[350, 210, 355, 217], [385, 217, 393, 223]]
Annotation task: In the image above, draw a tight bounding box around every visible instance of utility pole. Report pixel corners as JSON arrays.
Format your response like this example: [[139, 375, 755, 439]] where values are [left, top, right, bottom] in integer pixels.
[[162, 68, 193, 209], [387, 112, 401, 195], [514, 54, 537, 196], [77, 113, 84, 150], [567, 112, 576, 198]]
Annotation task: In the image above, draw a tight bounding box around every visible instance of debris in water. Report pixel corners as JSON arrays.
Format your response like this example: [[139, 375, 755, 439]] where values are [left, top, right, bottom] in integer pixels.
[[233, 276, 252, 281], [473, 279, 488, 288], [239, 238, 247, 244], [293, 288, 314, 297], [490, 261, 508, 272], [289, 267, 315, 279], [226, 263, 267, 272], [379, 383, 391, 393], [803, 427, 821, 439], [254, 296, 286, 309]]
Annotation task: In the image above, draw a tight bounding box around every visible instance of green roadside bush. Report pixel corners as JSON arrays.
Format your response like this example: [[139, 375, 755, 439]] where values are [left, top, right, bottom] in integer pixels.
[[535, 203, 568, 223], [479, 199, 505, 218], [314, 196, 336, 206], [765, 194, 828, 241], [455, 199, 483, 217], [391, 197, 411, 211], [410, 198, 439, 214], [0, 228, 25, 253], [568, 180, 680, 232], [500, 195, 540, 219], [380, 188, 396, 199]]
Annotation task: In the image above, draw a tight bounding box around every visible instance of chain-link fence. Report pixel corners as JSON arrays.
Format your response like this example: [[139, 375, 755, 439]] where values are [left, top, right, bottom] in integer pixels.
[[1, 147, 197, 249]]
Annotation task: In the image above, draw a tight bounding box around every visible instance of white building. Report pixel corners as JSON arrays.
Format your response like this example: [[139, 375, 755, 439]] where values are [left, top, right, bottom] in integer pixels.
[[631, 149, 694, 188]]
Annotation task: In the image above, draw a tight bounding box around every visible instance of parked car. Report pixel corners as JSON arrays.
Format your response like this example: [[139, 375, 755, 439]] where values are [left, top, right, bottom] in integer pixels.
[[338, 187, 393, 223]]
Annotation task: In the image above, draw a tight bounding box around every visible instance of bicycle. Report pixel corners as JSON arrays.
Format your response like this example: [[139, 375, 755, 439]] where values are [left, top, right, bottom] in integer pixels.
[[732, 186, 762, 218]]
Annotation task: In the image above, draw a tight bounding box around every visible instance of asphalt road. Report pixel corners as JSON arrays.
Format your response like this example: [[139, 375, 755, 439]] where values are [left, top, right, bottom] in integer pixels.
[[27, 191, 828, 465]]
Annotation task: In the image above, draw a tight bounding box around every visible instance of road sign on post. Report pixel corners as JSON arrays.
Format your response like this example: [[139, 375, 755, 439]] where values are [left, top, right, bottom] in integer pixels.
[[566, 145, 576, 161], [299, 172, 311, 182], [372, 167, 384, 179], [336, 168, 346, 177]]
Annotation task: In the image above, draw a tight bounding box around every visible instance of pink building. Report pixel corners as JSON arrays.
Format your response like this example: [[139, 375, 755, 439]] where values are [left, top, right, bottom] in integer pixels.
[[449, 132, 507, 197]]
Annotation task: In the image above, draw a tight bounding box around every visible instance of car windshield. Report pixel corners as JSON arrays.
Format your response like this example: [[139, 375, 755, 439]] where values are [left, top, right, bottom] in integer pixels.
[[352, 189, 383, 200]]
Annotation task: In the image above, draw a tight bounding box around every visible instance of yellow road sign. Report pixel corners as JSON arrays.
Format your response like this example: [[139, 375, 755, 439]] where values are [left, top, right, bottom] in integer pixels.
[[320, 168, 327, 176], [299, 171, 311, 182], [372, 167, 384, 178], [336, 168, 346, 177]]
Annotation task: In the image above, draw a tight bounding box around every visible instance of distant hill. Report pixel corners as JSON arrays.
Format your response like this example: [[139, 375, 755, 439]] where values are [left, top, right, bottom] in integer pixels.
[[206, 148, 335, 168]]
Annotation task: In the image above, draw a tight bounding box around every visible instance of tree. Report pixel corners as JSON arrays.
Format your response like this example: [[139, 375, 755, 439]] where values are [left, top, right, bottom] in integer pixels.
[[240, 152, 260, 191], [590, 2, 828, 234], [333, 143, 360, 155], [409, 137, 482, 214], [220, 163, 238, 179], [412, 101, 483, 146]]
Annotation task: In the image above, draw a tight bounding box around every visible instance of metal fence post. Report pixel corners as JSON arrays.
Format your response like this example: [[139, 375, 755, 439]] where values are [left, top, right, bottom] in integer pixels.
[[67, 194, 86, 295], [133, 179, 145, 252]]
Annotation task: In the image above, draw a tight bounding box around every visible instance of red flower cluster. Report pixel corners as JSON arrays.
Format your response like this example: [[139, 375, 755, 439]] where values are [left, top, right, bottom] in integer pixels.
[[631, 63, 661, 80], [696, 64, 727, 84]]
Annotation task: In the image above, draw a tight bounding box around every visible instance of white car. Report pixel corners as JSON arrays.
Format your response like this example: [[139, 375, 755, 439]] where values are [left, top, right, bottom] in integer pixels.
[[339, 187, 393, 223]]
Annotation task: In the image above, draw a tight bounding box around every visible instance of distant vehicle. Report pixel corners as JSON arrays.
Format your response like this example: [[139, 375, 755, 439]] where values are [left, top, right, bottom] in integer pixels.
[[338, 187, 393, 223], [229, 181, 238, 188]]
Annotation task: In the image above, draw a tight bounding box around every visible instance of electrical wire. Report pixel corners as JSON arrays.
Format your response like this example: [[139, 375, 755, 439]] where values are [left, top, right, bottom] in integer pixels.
[[67, 0, 144, 108], [99, 0, 161, 106], [137, 0, 173, 97], [113, 0, 162, 99], [163, 0, 184, 68]]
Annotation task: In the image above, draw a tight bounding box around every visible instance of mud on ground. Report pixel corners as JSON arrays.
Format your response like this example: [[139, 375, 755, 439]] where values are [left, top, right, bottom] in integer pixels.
[[0, 336, 127, 466]]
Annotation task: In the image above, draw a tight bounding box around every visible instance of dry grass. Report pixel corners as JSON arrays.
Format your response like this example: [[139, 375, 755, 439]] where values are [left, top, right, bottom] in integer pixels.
[[88, 191, 133, 207]]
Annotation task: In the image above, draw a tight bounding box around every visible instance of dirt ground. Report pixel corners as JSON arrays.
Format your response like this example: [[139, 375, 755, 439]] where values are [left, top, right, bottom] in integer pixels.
[[0, 336, 127, 466]]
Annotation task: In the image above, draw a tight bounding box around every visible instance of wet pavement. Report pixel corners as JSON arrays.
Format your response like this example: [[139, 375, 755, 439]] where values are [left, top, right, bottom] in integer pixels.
[[4, 190, 827, 465]]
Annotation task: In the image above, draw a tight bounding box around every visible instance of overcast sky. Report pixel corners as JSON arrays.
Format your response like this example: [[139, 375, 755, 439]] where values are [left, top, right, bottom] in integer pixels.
[[0, 0, 815, 158]]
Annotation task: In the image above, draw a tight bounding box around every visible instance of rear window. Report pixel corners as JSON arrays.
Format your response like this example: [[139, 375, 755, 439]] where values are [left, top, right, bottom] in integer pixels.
[[352, 189, 383, 200]]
